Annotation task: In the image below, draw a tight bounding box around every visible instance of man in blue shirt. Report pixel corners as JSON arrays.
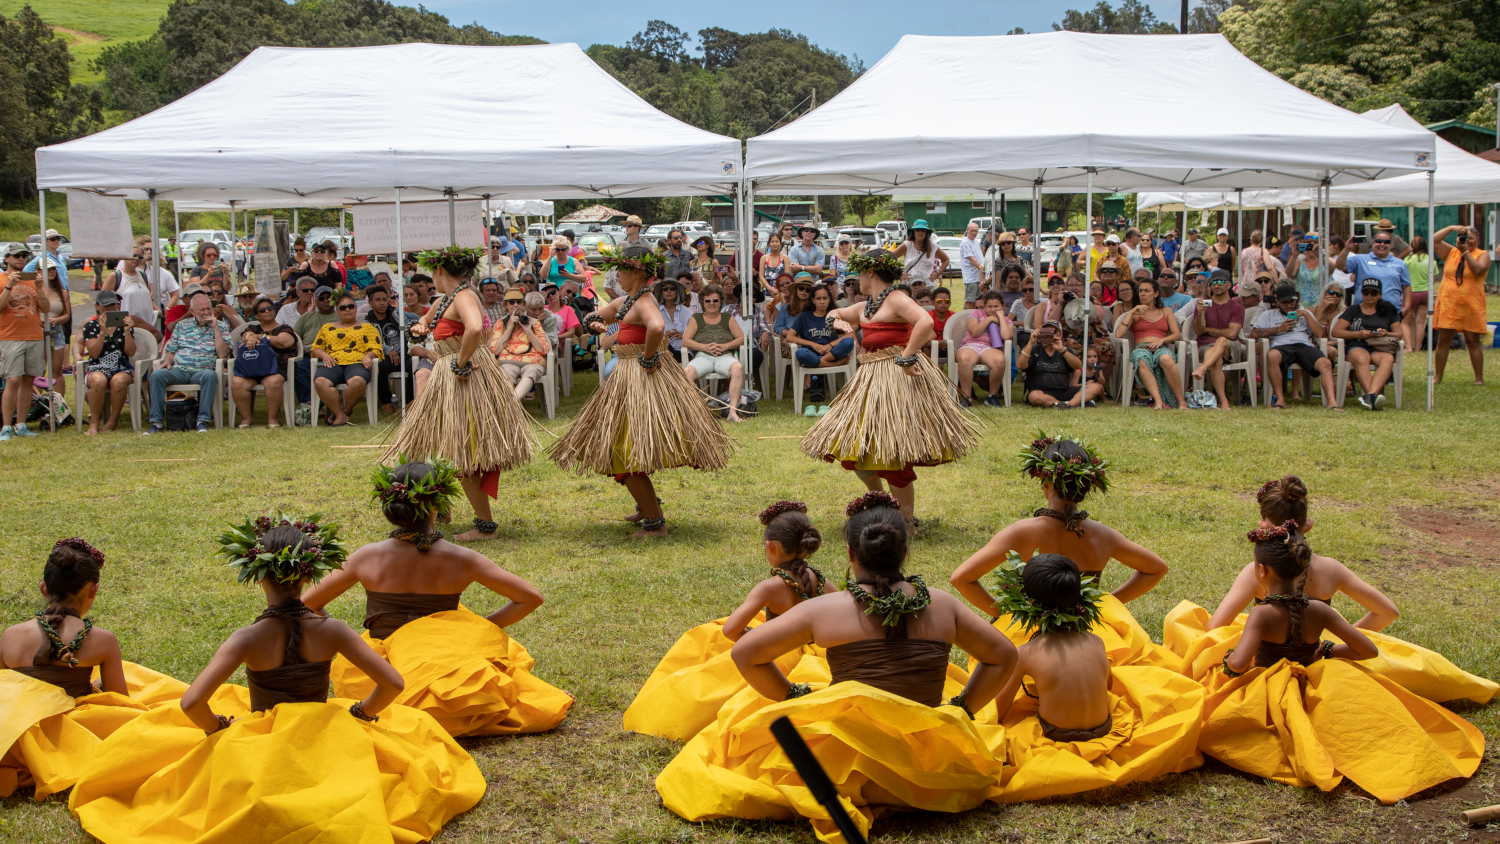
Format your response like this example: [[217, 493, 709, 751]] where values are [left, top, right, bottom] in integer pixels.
[[24, 230, 69, 291], [1160, 229, 1179, 264], [788, 224, 825, 278], [1335, 232, 1410, 312]]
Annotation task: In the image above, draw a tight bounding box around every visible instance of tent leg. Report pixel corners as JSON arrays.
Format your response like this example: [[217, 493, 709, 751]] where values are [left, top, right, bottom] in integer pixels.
[[1081, 172, 1093, 413], [1032, 182, 1041, 281], [229, 201, 237, 282], [339, 208, 346, 258], [37, 188, 54, 430], [1236, 188, 1243, 257], [396, 187, 407, 416], [447, 190, 456, 244], [1426, 174, 1435, 411], [147, 191, 160, 325]]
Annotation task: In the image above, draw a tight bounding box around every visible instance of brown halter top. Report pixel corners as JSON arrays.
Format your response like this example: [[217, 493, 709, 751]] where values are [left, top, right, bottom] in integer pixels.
[[1253, 594, 1321, 668], [363, 591, 463, 639], [11, 607, 96, 697], [245, 599, 331, 712], [825, 639, 952, 707]]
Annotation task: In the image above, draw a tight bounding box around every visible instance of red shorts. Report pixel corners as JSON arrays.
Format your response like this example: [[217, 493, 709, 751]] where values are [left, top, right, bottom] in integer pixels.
[[839, 460, 917, 488]]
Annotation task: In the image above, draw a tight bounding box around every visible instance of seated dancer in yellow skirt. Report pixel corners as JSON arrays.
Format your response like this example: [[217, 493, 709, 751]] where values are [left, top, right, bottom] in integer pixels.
[[951, 433, 1179, 680], [1196, 523, 1483, 804], [70, 514, 485, 844], [1165, 475, 1497, 705], [302, 458, 573, 736], [1, 539, 188, 800], [657, 492, 1018, 844], [624, 500, 836, 741], [987, 552, 1204, 802]]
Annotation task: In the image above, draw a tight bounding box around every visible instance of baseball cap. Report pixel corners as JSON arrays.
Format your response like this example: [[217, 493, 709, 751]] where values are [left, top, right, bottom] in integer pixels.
[[1239, 280, 1265, 296], [1360, 278, 1382, 290], [314, 285, 334, 298], [1275, 284, 1299, 301], [45, 229, 62, 239], [502, 288, 524, 301], [94, 290, 122, 306], [1104, 234, 1120, 244], [837, 233, 852, 243], [1208, 269, 1232, 283], [182, 283, 206, 297], [1216, 227, 1229, 237], [1188, 227, 1200, 235], [4, 242, 31, 257]]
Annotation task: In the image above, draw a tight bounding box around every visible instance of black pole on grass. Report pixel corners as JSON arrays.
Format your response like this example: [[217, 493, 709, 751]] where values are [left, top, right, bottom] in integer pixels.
[[769, 716, 869, 844]]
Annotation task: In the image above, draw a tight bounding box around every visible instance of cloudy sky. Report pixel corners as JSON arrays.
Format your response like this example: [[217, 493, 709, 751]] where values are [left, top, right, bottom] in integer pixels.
[[422, 0, 1192, 67]]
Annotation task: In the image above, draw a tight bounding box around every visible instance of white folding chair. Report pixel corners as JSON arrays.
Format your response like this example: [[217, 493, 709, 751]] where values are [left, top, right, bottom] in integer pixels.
[[789, 339, 856, 411], [309, 357, 380, 427], [1188, 338, 1257, 406], [226, 328, 299, 427], [771, 336, 795, 400], [557, 337, 574, 397], [1260, 338, 1334, 406], [1332, 338, 1402, 409], [143, 352, 226, 429], [515, 345, 559, 420], [75, 328, 157, 431], [1115, 335, 1189, 407], [943, 309, 1013, 405], [126, 330, 159, 431]]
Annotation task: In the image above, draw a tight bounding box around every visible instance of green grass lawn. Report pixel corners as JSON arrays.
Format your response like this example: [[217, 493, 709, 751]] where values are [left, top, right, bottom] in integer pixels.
[[1, 346, 1498, 843], [0, 0, 169, 84]]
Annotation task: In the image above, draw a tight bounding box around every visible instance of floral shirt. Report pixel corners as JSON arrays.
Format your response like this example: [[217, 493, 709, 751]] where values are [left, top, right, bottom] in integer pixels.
[[164, 317, 229, 371], [81, 316, 129, 373], [313, 321, 382, 365]]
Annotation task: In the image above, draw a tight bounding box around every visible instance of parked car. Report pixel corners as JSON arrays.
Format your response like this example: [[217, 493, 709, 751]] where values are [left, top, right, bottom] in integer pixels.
[[525, 223, 554, 240], [179, 229, 234, 269], [302, 226, 345, 244], [834, 227, 883, 249], [934, 237, 966, 277], [672, 220, 713, 234], [644, 224, 673, 239], [875, 220, 905, 241], [573, 233, 618, 266]]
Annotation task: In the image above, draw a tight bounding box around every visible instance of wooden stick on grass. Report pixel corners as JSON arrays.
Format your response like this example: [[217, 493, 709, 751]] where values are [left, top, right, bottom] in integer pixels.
[[1460, 805, 1500, 825], [329, 445, 386, 449], [127, 458, 203, 462]]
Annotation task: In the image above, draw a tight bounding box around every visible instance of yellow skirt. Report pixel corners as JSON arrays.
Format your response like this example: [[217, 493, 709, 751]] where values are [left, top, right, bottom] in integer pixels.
[[656, 655, 1001, 844], [969, 594, 1181, 690], [329, 607, 572, 737], [69, 684, 486, 844], [622, 615, 825, 741], [1164, 600, 1498, 704], [990, 665, 1205, 803], [0, 662, 187, 800]]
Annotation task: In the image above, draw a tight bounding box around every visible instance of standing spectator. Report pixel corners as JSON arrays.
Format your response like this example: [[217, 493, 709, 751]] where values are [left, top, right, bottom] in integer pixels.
[[1190, 270, 1245, 409], [24, 229, 70, 292], [478, 279, 505, 328], [1086, 229, 1108, 272], [104, 238, 180, 315], [1251, 284, 1338, 410], [1401, 236, 1431, 352], [287, 242, 340, 292], [984, 231, 1028, 304], [40, 264, 70, 399], [1336, 229, 1411, 317], [1181, 227, 1208, 267], [1159, 229, 1180, 265], [79, 290, 138, 435], [1333, 279, 1402, 410], [1115, 277, 1187, 410], [1431, 224, 1492, 385], [1206, 228, 1236, 276], [542, 236, 588, 289], [276, 278, 317, 326], [1015, 227, 1034, 266], [1285, 231, 1325, 308], [143, 291, 229, 434], [1279, 227, 1305, 265], [777, 222, 797, 254], [310, 293, 381, 426], [681, 284, 747, 422], [491, 288, 551, 403], [1238, 229, 1285, 287], [828, 235, 854, 285], [280, 238, 310, 286], [656, 278, 692, 355], [0, 258, 47, 439], [1054, 235, 1077, 277], [1137, 231, 1166, 278], [787, 224, 825, 277], [1122, 227, 1145, 275], [363, 285, 416, 412], [1355, 219, 1408, 256], [892, 220, 948, 284], [604, 216, 649, 296], [689, 235, 718, 285], [954, 290, 1012, 407], [1095, 236, 1131, 296], [661, 229, 694, 281], [958, 222, 985, 308], [479, 237, 519, 286]]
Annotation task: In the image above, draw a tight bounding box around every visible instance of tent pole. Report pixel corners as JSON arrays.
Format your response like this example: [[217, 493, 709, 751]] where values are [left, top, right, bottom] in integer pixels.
[[147, 191, 161, 324], [446, 189, 456, 244], [396, 187, 407, 416], [37, 187, 53, 430], [1426, 173, 1435, 411], [1236, 188, 1243, 257], [293, 209, 298, 241], [1082, 171, 1093, 413], [1408, 205, 1414, 242], [173, 206, 181, 279], [1318, 180, 1329, 290], [339, 208, 346, 258], [1032, 182, 1041, 281]]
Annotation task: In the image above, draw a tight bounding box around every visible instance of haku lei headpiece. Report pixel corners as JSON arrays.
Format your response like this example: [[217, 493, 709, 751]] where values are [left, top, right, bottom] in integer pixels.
[[415, 245, 484, 274], [599, 246, 668, 276], [1255, 479, 1280, 503], [216, 512, 349, 584], [992, 550, 1103, 639], [1018, 431, 1109, 495], [54, 537, 105, 568], [846, 491, 899, 517], [846, 249, 901, 276], [372, 456, 460, 522], [1246, 520, 1300, 544], [759, 500, 807, 525]]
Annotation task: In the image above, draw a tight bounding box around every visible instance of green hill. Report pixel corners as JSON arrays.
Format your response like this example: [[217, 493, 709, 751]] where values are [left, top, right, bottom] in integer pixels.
[[0, 0, 169, 83]]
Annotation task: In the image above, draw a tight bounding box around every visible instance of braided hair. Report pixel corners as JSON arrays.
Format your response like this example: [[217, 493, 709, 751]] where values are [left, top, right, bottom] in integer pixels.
[[37, 539, 105, 665], [844, 492, 912, 638], [760, 501, 822, 597], [1256, 476, 1308, 530]]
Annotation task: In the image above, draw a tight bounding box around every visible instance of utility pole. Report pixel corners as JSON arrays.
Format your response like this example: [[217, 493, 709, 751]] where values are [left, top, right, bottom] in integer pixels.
[[1181, 0, 1189, 33]]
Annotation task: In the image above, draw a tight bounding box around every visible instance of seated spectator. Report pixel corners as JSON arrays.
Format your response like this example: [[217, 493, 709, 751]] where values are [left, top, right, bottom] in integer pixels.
[[405, 274, 434, 316], [912, 287, 934, 309], [773, 275, 813, 339], [599, 321, 621, 380], [930, 287, 954, 358], [1251, 284, 1338, 411], [523, 290, 558, 348], [1190, 270, 1245, 409], [362, 285, 416, 412], [997, 266, 1027, 311], [163, 283, 203, 336], [144, 290, 229, 435], [1009, 276, 1038, 347], [1309, 281, 1346, 330], [229, 307, 292, 429], [1115, 277, 1187, 410], [480, 237, 519, 286], [477, 278, 505, 328], [311, 293, 382, 426], [79, 290, 138, 435], [543, 283, 582, 342], [656, 278, 691, 354], [1112, 276, 1140, 325], [679, 270, 706, 312], [681, 284, 746, 423], [1093, 241, 1129, 302], [232, 282, 259, 322], [1333, 280, 1402, 411], [787, 283, 853, 415], [1239, 275, 1269, 328], [204, 279, 245, 331], [1020, 320, 1101, 408], [276, 277, 317, 326], [491, 288, 551, 403], [955, 290, 1013, 408], [517, 272, 539, 294]]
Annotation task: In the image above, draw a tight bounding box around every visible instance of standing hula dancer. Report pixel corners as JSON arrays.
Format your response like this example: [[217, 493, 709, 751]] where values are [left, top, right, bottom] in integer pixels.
[[550, 245, 735, 538], [801, 248, 979, 528], [383, 245, 533, 541]]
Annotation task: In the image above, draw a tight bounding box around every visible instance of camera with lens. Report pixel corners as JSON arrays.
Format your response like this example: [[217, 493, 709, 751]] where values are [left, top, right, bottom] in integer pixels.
[[1062, 291, 1076, 303], [516, 313, 530, 326]]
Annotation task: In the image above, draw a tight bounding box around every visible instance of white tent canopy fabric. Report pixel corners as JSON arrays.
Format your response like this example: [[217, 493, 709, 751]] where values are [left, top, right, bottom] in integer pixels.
[[37, 43, 740, 201], [745, 32, 1435, 194], [165, 196, 554, 214]]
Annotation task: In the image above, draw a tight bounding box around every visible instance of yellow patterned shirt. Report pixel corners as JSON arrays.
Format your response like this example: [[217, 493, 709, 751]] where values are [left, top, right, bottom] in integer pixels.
[[313, 321, 382, 365]]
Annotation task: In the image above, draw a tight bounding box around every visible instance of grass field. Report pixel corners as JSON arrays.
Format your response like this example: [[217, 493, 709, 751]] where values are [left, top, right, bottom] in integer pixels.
[[0, 342, 1498, 843], [0, 0, 168, 85]]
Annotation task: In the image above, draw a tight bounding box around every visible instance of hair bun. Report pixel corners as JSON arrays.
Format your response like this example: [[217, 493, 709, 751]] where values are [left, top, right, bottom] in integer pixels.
[[1280, 476, 1307, 502], [861, 521, 904, 553]]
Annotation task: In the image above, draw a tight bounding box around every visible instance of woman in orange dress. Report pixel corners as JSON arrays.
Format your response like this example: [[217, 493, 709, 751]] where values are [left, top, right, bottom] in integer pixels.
[[1431, 224, 1492, 385]]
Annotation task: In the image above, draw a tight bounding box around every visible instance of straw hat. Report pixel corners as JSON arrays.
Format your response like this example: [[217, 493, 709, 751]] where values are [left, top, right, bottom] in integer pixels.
[[1375, 218, 1395, 231]]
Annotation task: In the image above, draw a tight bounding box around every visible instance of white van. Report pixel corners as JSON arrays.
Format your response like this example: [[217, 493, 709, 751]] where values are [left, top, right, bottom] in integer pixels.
[[875, 220, 905, 240]]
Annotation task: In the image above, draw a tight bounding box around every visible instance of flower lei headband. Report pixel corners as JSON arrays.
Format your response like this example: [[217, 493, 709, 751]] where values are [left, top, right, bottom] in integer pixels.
[[54, 537, 105, 568], [215, 512, 349, 585], [846, 491, 900, 517], [415, 245, 484, 274], [846, 249, 902, 276], [598, 245, 668, 276], [759, 500, 807, 526], [372, 456, 460, 522], [1018, 431, 1109, 495], [1247, 520, 1300, 544], [1255, 479, 1280, 502], [992, 550, 1103, 639]]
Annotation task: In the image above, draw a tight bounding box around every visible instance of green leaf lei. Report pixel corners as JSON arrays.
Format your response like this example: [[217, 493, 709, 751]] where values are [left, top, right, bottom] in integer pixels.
[[215, 511, 349, 585], [846, 249, 902, 276], [415, 245, 485, 274], [1018, 430, 1110, 495], [371, 456, 460, 523], [598, 246, 668, 276], [843, 572, 932, 627], [992, 550, 1104, 639]]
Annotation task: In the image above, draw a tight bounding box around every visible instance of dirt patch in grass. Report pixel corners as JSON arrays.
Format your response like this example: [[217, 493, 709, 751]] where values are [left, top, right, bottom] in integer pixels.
[[1394, 506, 1500, 569]]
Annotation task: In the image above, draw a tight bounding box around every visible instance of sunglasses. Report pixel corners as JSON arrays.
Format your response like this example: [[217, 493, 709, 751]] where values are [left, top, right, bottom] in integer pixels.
[[554, 246, 567, 251], [255, 306, 274, 314], [317, 294, 332, 300], [1373, 239, 1391, 244], [702, 298, 721, 304], [47, 236, 61, 242], [299, 287, 314, 294], [131, 253, 144, 260], [337, 303, 356, 311], [1022, 287, 1035, 292]]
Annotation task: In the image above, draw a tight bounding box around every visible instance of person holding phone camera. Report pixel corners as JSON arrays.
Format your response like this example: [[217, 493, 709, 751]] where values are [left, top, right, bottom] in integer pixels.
[[0, 245, 47, 439], [1286, 231, 1325, 306], [1333, 280, 1402, 410], [79, 290, 139, 434], [1431, 225, 1492, 386], [1020, 319, 1099, 408], [1251, 284, 1338, 410]]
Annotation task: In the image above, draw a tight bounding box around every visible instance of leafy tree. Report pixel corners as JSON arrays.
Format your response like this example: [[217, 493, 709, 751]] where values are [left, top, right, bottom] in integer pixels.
[[0, 6, 102, 197], [628, 20, 692, 66], [842, 195, 890, 225], [1054, 0, 1177, 34]]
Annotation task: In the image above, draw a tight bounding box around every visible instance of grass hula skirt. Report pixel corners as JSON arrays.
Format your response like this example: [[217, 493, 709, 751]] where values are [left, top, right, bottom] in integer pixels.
[[550, 344, 735, 475], [383, 336, 534, 495], [801, 346, 980, 472]]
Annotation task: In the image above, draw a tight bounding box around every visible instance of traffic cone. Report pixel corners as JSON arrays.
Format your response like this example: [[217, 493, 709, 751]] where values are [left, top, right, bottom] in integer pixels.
[[83, 258, 92, 273]]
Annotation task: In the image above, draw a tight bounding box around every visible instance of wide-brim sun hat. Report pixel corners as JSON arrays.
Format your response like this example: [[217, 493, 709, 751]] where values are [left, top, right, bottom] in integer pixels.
[[653, 278, 687, 301], [910, 219, 932, 232]]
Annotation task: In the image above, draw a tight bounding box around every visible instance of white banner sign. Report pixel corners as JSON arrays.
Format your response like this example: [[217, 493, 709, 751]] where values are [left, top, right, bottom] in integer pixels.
[[349, 201, 486, 253], [65, 192, 135, 258], [253, 215, 280, 299]]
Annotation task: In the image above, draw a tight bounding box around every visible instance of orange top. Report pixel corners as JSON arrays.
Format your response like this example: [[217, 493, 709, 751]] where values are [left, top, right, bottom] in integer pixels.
[[617, 323, 647, 344], [1131, 313, 1170, 342], [431, 317, 465, 341], [0, 278, 43, 342], [860, 321, 911, 352]]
